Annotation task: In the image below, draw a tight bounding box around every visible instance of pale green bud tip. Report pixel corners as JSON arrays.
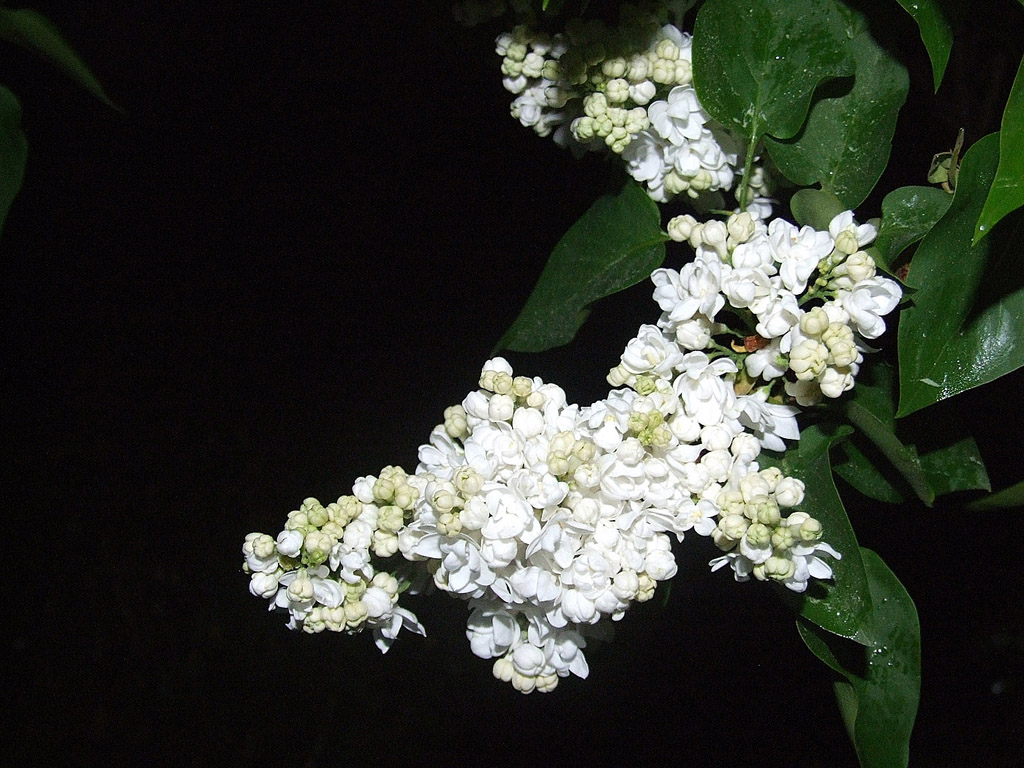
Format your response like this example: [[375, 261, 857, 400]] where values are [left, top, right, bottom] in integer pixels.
[[727, 212, 756, 245], [667, 214, 698, 242], [493, 655, 514, 682], [607, 364, 631, 387], [437, 511, 463, 536], [249, 533, 276, 559], [602, 56, 627, 78], [771, 526, 796, 551], [799, 307, 830, 338], [834, 230, 860, 255], [747, 522, 772, 548], [655, 39, 679, 61], [765, 555, 796, 581], [512, 376, 533, 398], [432, 489, 459, 514], [755, 501, 781, 526], [444, 404, 469, 438], [635, 572, 657, 602], [799, 517, 824, 542]]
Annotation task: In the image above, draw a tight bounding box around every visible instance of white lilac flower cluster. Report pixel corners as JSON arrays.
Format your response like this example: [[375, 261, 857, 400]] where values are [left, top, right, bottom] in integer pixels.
[[241, 474, 426, 652], [655, 208, 903, 408], [496, 12, 765, 205], [243, 334, 842, 692]]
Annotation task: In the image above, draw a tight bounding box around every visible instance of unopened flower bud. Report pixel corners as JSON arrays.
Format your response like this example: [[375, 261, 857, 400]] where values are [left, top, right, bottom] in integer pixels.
[[287, 571, 314, 602], [790, 339, 829, 381], [765, 555, 796, 581], [372, 477, 395, 504], [746, 522, 772, 549], [488, 393, 515, 421], [727, 212, 756, 246], [834, 229, 860, 256], [799, 516, 824, 542], [667, 214, 699, 243], [774, 477, 805, 507]]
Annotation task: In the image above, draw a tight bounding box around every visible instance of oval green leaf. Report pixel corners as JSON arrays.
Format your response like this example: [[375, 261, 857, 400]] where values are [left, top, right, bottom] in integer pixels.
[[874, 185, 951, 268], [895, 0, 953, 91], [0, 85, 27, 237], [797, 547, 921, 768], [0, 8, 119, 110], [765, 18, 909, 208], [790, 187, 846, 230], [692, 0, 854, 141], [497, 181, 667, 353], [974, 52, 1024, 245], [897, 133, 1024, 416]]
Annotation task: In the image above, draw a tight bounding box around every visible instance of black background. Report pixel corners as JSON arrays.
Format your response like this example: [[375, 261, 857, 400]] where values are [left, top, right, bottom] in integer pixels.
[[2, 1, 1022, 765]]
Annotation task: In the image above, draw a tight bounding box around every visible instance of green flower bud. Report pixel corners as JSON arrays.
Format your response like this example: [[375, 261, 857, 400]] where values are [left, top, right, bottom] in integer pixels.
[[765, 555, 796, 581]]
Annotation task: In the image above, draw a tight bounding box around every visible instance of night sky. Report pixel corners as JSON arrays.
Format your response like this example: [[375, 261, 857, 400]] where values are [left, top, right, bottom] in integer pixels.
[[3, 2, 1022, 765]]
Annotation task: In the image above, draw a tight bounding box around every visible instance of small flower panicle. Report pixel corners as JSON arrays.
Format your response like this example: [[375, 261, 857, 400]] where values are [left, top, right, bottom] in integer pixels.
[[709, 470, 839, 592], [493, 13, 764, 206], [653, 209, 902, 411], [241, 477, 426, 653]]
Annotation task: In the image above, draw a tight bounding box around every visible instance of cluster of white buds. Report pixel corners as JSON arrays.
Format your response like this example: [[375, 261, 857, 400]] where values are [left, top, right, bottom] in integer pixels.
[[709, 468, 837, 590], [658, 209, 901, 408], [241, 472, 426, 652], [494, 11, 760, 205]]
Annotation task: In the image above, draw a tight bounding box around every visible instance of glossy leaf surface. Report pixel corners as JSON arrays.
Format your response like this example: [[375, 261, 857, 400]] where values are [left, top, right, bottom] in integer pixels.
[[692, 0, 853, 141], [898, 133, 1024, 416], [797, 548, 920, 768], [498, 181, 667, 352], [894, 0, 952, 90], [974, 53, 1024, 244], [765, 18, 909, 208]]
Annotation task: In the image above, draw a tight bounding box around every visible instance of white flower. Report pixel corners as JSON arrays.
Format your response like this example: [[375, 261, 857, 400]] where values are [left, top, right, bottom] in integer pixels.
[[839, 277, 902, 339], [755, 289, 801, 339], [738, 390, 801, 451], [674, 352, 739, 427], [744, 337, 788, 381], [374, 606, 426, 654], [619, 324, 685, 377], [648, 86, 707, 144], [768, 218, 833, 293], [467, 603, 521, 659], [828, 210, 877, 253]]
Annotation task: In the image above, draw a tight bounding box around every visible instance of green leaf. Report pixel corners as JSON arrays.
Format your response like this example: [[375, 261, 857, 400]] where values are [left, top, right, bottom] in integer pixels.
[[843, 364, 935, 506], [0, 85, 27, 237], [894, 0, 953, 91], [497, 181, 668, 353], [974, 53, 1024, 245], [874, 185, 951, 267], [918, 436, 990, 497], [833, 438, 906, 504], [0, 8, 119, 110], [765, 18, 909, 208], [789, 187, 846, 230], [966, 480, 1024, 510], [837, 363, 990, 502], [692, 0, 854, 141], [761, 424, 874, 644], [797, 548, 921, 768], [897, 133, 1024, 416]]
